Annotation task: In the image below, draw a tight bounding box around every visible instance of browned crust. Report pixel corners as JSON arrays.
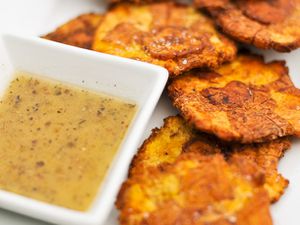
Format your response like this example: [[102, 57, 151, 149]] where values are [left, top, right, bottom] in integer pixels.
[[122, 115, 291, 206], [195, 0, 300, 52], [184, 136, 291, 202], [129, 116, 196, 176], [92, 2, 237, 76], [168, 54, 300, 143], [43, 13, 103, 49]]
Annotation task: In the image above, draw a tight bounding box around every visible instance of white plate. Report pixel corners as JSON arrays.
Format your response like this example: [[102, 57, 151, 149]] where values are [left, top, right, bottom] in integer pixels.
[[0, 1, 300, 225]]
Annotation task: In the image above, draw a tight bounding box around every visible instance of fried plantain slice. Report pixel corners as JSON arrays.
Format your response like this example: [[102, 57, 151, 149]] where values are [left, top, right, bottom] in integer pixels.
[[92, 2, 237, 76], [194, 0, 300, 52], [128, 115, 291, 202], [43, 13, 103, 49], [168, 54, 300, 143], [117, 152, 273, 225]]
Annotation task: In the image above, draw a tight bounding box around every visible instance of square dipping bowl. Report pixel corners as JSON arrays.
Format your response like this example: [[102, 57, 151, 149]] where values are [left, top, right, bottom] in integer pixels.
[[0, 34, 168, 225]]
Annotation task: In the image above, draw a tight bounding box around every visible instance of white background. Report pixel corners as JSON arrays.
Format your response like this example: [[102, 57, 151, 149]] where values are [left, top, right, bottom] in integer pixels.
[[0, 0, 299, 224]]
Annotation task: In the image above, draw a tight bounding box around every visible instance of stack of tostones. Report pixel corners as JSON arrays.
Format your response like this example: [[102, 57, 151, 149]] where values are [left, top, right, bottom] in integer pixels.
[[117, 116, 291, 225], [168, 54, 300, 143], [195, 0, 300, 52], [42, 1, 300, 224], [91, 2, 237, 76]]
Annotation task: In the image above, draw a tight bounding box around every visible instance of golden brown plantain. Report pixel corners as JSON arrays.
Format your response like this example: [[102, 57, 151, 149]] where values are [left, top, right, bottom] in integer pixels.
[[129, 116, 196, 176], [194, 0, 300, 52], [117, 152, 273, 225], [92, 2, 237, 76], [43, 13, 103, 49], [127, 116, 291, 203], [168, 54, 300, 143]]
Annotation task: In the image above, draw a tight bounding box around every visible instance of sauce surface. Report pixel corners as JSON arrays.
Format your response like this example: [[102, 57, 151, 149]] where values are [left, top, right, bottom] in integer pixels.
[[0, 73, 136, 211]]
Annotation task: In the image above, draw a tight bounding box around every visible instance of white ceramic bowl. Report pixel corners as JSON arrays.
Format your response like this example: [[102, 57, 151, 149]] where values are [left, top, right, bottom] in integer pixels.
[[0, 34, 168, 225]]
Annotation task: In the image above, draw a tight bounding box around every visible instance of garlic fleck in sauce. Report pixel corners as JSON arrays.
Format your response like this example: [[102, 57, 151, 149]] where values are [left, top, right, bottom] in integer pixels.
[[0, 73, 137, 211]]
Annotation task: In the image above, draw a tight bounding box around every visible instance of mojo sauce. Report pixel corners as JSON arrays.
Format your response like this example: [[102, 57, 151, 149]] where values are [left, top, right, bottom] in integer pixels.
[[0, 73, 136, 211]]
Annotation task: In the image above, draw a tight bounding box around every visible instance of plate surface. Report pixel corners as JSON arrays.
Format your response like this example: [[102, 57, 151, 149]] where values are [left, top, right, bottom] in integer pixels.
[[0, 0, 300, 225]]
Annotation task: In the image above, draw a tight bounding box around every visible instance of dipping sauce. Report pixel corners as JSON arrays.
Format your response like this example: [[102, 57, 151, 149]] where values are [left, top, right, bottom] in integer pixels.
[[0, 73, 136, 211]]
